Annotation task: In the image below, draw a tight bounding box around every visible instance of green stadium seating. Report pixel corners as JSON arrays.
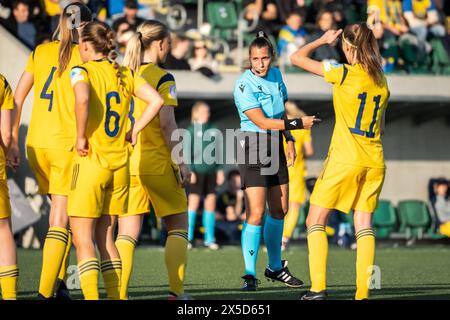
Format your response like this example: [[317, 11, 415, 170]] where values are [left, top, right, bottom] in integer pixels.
[[398, 200, 431, 239], [206, 2, 238, 41], [430, 38, 450, 75], [373, 200, 397, 239]]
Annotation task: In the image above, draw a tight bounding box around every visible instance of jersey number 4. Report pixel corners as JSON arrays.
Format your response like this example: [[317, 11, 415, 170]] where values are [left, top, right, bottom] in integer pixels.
[[105, 91, 121, 137], [349, 92, 382, 138], [40, 67, 56, 112]]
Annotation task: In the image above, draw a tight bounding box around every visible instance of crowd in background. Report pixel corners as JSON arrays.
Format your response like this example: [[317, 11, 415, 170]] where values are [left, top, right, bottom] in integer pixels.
[[1, 0, 450, 74]]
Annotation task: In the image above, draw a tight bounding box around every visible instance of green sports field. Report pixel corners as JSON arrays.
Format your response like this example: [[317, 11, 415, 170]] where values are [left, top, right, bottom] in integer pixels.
[[15, 245, 450, 300]]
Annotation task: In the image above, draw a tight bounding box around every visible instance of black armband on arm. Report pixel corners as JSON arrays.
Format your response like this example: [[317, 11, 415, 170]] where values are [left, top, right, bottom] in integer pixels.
[[284, 118, 303, 130]]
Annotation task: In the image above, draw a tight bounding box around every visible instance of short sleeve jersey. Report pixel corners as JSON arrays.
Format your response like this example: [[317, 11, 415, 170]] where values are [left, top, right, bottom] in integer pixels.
[[25, 41, 83, 150], [322, 61, 389, 168], [233, 67, 288, 133], [128, 62, 178, 176], [70, 60, 147, 170]]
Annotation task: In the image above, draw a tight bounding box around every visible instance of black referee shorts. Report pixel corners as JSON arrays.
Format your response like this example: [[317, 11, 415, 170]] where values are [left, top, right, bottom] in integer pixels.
[[236, 131, 289, 190], [189, 171, 217, 195]]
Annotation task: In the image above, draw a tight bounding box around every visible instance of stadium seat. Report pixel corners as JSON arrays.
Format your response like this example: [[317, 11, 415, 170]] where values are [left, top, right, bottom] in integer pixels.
[[430, 38, 450, 75], [373, 200, 397, 239], [206, 2, 238, 41], [398, 200, 431, 240]]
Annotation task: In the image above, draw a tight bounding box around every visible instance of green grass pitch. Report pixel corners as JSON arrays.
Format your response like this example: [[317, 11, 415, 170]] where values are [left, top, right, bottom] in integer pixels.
[[15, 245, 450, 300]]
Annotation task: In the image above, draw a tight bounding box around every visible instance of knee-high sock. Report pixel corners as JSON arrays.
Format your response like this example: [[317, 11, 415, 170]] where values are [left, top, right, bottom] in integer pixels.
[[57, 228, 72, 283], [165, 229, 188, 297], [0, 265, 19, 300], [241, 223, 261, 277], [202, 210, 216, 244], [187, 210, 196, 242], [355, 228, 375, 300], [101, 259, 122, 300], [115, 235, 137, 300], [307, 225, 328, 292], [78, 258, 100, 300], [264, 215, 284, 271], [39, 227, 69, 297], [283, 207, 300, 239]]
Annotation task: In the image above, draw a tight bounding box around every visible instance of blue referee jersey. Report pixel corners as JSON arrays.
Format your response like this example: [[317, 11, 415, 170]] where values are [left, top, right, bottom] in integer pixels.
[[233, 67, 288, 133]]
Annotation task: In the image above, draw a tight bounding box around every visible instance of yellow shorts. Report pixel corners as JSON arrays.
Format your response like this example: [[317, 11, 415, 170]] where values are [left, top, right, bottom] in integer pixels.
[[0, 180, 12, 219], [310, 160, 385, 213], [126, 164, 188, 218], [26, 147, 74, 196], [68, 155, 130, 218], [288, 167, 306, 204]]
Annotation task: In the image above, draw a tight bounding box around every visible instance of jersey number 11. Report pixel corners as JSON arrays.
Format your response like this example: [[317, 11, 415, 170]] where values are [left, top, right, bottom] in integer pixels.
[[349, 92, 381, 138]]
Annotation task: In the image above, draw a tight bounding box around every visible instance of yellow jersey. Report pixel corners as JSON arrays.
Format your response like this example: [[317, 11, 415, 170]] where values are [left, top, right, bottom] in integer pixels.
[[44, 0, 61, 16], [0, 74, 14, 180], [25, 41, 82, 150], [129, 62, 178, 175], [322, 61, 389, 169], [368, 0, 403, 31], [284, 129, 312, 175], [70, 60, 147, 170]]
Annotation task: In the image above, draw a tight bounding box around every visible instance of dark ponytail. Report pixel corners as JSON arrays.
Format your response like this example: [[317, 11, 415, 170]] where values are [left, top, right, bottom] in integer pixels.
[[249, 31, 276, 58], [342, 23, 384, 87]]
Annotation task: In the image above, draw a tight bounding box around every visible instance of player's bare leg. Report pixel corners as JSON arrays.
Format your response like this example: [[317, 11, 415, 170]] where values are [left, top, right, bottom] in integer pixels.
[[96, 215, 121, 299], [70, 217, 99, 300]]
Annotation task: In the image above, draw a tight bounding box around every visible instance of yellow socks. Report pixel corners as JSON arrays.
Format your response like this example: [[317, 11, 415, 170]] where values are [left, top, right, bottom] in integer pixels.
[[78, 258, 100, 300], [100, 259, 122, 300], [282, 206, 300, 239], [0, 265, 19, 300], [165, 229, 188, 297], [39, 226, 69, 298], [57, 229, 72, 283], [115, 235, 137, 300], [355, 228, 375, 300], [307, 224, 328, 293]]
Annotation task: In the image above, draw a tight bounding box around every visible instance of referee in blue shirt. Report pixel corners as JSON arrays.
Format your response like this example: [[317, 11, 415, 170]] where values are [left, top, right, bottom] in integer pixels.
[[233, 31, 319, 291]]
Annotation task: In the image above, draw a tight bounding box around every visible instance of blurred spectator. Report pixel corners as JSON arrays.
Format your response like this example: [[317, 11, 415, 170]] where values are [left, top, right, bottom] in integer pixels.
[[87, 0, 108, 21], [278, 9, 307, 66], [215, 170, 246, 244], [367, 0, 411, 72], [115, 20, 134, 59], [186, 101, 225, 250], [403, 0, 446, 42], [188, 40, 219, 78], [433, 178, 450, 237], [112, 0, 144, 33], [274, 0, 307, 23], [308, 10, 341, 62], [1, 0, 37, 48], [243, 0, 280, 36], [162, 34, 191, 70], [43, 0, 60, 32]]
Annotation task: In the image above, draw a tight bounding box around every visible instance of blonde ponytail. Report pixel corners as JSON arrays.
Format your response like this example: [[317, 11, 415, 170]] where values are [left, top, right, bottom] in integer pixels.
[[54, 2, 92, 76], [122, 32, 144, 72], [122, 20, 170, 72]]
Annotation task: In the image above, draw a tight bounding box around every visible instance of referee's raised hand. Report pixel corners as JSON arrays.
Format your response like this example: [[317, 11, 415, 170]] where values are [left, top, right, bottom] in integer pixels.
[[301, 116, 321, 130]]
